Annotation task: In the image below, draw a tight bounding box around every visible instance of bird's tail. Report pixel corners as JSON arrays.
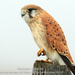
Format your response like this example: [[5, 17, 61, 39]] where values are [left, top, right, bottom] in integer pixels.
[[59, 54, 75, 75], [73, 66, 75, 70], [72, 64, 75, 70], [72, 64, 75, 75]]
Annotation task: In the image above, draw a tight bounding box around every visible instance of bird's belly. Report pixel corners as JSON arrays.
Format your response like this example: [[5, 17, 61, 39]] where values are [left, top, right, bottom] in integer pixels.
[[32, 32, 46, 49], [46, 50, 66, 65]]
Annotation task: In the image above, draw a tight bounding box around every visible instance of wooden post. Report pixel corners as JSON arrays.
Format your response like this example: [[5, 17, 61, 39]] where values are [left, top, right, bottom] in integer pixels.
[[32, 61, 72, 75]]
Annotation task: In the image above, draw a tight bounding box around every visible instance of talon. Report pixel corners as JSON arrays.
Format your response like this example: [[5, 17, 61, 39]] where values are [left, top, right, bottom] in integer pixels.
[[37, 49, 46, 56], [36, 58, 52, 64], [45, 58, 53, 64]]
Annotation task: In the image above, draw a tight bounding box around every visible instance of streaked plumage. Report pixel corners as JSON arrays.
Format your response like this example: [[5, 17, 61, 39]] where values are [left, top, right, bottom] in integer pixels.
[[21, 4, 75, 74]]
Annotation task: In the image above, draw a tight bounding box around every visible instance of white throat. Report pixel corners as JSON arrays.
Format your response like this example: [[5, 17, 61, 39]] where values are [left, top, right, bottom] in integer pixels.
[[23, 10, 36, 24]]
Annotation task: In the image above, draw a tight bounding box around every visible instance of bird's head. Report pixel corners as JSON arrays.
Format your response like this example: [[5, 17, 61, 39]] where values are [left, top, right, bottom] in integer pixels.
[[21, 4, 44, 24]]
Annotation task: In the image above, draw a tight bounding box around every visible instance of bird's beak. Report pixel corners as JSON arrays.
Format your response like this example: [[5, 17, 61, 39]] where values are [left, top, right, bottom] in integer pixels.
[[21, 11, 26, 17], [21, 13, 25, 17]]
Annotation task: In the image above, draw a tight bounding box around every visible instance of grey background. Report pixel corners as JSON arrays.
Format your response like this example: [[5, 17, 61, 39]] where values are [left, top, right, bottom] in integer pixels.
[[0, 0, 75, 75]]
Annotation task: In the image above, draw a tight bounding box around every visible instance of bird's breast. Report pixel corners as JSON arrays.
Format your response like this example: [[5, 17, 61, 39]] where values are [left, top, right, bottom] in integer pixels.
[[29, 19, 52, 51], [31, 24, 47, 49]]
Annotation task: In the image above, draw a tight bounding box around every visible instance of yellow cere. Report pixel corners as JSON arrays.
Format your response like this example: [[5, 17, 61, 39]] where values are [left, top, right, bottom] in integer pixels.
[[22, 11, 25, 14]]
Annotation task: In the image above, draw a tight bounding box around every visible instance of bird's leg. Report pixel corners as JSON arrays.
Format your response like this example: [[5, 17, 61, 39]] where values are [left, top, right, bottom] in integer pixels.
[[37, 49, 46, 56], [36, 49, 52, 64]]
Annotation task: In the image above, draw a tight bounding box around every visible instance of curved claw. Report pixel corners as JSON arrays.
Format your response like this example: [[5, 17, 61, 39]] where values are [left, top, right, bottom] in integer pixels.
[[37, 49, 46, 56], [36, 58, 52, 64]]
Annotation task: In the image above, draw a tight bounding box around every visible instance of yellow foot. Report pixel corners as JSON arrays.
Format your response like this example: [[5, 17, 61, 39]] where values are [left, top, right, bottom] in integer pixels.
[[36, 58, 52, 64], [37, 49, 46, 56]]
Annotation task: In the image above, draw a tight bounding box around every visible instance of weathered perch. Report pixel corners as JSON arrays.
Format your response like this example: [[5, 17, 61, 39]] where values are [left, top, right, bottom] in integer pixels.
[[32, 61, 72, 75]]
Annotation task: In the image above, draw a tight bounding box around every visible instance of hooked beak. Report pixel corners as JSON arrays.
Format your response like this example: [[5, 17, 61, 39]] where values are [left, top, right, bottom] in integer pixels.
[[21, 10, 26, 17], [21, 13, 25, 17]]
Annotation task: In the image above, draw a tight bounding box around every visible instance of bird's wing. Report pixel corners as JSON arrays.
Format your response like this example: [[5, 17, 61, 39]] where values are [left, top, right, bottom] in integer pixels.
[[40, 13, 74, 64]]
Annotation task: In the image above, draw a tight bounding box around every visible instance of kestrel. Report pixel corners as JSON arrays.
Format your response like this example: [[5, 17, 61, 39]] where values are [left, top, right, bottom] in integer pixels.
[[21, 4, 75, 74]]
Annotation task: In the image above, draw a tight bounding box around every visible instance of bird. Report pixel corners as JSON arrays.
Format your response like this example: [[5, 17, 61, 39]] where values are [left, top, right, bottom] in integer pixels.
[[21, 4, 75, 74]]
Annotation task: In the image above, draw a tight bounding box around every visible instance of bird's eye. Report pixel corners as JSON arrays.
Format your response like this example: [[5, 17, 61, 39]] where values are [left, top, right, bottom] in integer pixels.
[[28, 9, 32, 12], [26, 8, 36, 18], [27, 9, 32, 13]]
